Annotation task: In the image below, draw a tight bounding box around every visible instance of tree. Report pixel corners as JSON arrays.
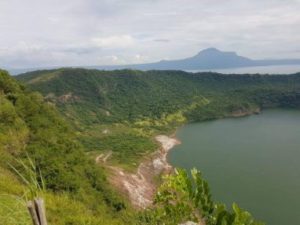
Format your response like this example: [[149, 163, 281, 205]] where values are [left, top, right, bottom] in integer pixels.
[[141, 168, 264, 225]]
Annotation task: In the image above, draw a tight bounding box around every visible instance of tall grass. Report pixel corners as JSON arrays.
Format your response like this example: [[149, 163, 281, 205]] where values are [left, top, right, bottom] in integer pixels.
[[0, 194, 31, 225], [9, 155, 45, 201], [0, 155, 46, 225]]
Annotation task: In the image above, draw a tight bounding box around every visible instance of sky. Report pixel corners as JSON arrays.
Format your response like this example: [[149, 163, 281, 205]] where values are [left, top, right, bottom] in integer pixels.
[[1, 0, 300, 69]]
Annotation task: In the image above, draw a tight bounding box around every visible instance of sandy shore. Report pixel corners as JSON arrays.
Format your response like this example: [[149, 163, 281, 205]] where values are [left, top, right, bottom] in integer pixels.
[[106, 108, 265, 209], [108, 135, 181, 208], [154, 135, 181, 171]]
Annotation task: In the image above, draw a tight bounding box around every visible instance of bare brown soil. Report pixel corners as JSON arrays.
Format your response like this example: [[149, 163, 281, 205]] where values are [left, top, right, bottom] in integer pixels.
[[104, 135, 180, 208]]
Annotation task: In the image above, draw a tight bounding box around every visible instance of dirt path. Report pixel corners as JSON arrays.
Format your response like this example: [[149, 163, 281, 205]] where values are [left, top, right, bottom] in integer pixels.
[[108, 135, 181, 208], [95, 151, 112, 163]]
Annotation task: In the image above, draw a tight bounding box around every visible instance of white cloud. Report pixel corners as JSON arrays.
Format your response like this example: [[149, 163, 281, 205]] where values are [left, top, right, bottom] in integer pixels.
[[92, 35, 135, 49], [0, 0, 300, 68], [142, 11, 180, 16], [96, 55, 121, 64]]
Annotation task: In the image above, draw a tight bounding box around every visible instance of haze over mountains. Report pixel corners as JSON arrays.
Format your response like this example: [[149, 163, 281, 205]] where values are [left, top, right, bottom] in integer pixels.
[[9, 48, 300, 75], [96, 48, 300, 71]]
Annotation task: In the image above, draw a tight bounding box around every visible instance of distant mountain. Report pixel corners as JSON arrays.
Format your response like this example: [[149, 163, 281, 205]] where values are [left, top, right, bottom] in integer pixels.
[[116, 48, 255, 70], [93, 48, 300, 71], [8, 48, 300, 75]]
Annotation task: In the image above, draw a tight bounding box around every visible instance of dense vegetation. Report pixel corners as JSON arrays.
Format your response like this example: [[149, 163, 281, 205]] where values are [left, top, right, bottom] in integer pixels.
[[18, 69, 300, 122], [141, 169, 263, 225], [0, 70, 134, 225], [17, 68, 300, 167], [2, 68, 300, 224]]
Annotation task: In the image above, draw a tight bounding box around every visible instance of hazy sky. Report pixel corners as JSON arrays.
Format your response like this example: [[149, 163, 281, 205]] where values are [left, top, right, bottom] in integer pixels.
[[1, 0, 300, 68]]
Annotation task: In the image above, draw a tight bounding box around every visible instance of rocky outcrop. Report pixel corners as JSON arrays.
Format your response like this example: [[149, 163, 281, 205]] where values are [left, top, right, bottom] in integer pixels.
[[109, 135, 180, 208], [179, 222, 199, 225], [230, 107, 261, 117]]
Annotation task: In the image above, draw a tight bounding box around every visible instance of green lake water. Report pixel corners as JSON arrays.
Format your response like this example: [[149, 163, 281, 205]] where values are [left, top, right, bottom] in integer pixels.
[[168, 109, 300, 225]]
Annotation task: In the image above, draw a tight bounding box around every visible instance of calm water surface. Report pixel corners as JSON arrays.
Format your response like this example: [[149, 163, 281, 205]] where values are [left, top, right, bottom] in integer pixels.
[[168, 109, 300, 225], [188, 65, 300, 74]]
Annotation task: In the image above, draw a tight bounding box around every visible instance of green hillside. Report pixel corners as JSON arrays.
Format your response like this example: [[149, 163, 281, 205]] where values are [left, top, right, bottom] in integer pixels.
[[18, 68, 300, 124], [3, 68, 296, 224], [17, 68, 300, 168], [0, 69, 135, 225]]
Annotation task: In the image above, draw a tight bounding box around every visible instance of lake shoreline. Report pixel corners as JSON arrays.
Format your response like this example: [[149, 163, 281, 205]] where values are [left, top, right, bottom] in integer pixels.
[[168, 108, 300, 225], [108, 106, 262, 208], [108, 134, 181, 209]]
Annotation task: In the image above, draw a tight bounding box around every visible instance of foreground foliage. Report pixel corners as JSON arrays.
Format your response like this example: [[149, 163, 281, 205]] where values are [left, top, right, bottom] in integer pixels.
[[141, 169, 264, 225]]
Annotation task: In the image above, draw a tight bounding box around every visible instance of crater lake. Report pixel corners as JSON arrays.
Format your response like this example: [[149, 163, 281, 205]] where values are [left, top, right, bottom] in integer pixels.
[[168, 109, 300, 225]]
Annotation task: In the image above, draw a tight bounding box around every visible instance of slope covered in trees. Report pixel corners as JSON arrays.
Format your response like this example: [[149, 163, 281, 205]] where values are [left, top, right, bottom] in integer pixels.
[[0, 68, 267, 224], [18, 68, 300, 123], [0, 69, 134, 224], [17, 68, 300, 167], [4, 68, 300, 224]]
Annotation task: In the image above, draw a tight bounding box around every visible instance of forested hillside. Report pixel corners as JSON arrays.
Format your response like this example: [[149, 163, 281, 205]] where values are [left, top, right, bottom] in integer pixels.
[[0, 69, 135, 225], [17, 69, 300, 167], [18, 68, 300, 123], [3, 68, 298, 224]]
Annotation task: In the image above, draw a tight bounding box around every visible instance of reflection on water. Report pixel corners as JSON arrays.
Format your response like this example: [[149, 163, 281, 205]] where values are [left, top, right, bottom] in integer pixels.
[[187, 65, 300, 74]]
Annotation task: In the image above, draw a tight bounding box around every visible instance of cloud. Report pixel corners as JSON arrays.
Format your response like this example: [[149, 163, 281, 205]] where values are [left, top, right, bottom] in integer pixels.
[[142, 11, 179, 16], [153, 39, 171, 43], [0, 0, 300, 68], [96, 53, 148, 65], [92, 35, 136, 49]]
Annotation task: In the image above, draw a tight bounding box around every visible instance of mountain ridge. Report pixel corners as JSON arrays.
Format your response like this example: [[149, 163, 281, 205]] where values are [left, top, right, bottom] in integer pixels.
[[8, 48, 300, 75], [105, 48, 300, 71]]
